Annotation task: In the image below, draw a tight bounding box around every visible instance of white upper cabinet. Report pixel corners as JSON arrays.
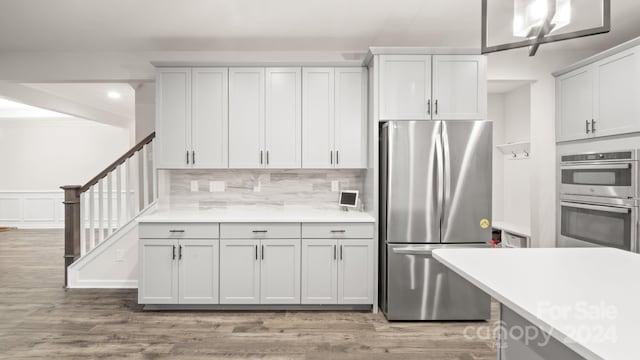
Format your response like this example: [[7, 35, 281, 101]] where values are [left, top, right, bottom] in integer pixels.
[[302, 68, 335, 169], [556, 45, 640, 142], [302, 67, 368, 169], [156, 68, 191, 169], [192, 68, 228, 168], [260, 239, 301, 304], [593, 47, 640, 138], [335, 68, 368, 168], [379, 55, 432, 120], [432, 55, 487, 120], [229, 68, 265, 169], [265, 68, 302, 169], [556, 67, 594, 142]]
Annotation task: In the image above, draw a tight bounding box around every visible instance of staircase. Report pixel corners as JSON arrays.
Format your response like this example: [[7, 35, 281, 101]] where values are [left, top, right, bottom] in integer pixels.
[[61, 132, 157, 287]]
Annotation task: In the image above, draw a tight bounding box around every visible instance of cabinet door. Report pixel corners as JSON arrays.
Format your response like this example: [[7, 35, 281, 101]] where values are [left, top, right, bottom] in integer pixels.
[[379, 55, 431, 120], [302, 68, 335, 168], [556, 67, 593, 141], [178, 239, 219, 304], [192, 68, 228, 169], [593, 47, 640, 138], [219, 239, 260, 304], [337, 239, 374, 304], [156, 68, 191, 169], [139, 239, 178, 304], [265, 68, 302, 168], [229, 68, 265, 168], [335, 68, 368, 169], [260, 239, 301, 304], [301, 239, 338, 304], [432, 55, 487, 120]]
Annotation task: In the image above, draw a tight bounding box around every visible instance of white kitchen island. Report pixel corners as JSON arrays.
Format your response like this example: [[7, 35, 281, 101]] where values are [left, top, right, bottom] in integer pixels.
[[433, 248, 639, 360]]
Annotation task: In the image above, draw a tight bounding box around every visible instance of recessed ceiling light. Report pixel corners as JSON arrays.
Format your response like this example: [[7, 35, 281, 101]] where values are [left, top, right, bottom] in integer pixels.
[[107, 91, 121, 100]]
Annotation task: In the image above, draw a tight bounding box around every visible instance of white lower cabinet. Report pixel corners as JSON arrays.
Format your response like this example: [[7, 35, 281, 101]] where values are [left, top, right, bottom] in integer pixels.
[[301, 238, 374, 305], [139, 238, 219, 304], [260, 239, 301, 304], [219, 239, 261, 304]]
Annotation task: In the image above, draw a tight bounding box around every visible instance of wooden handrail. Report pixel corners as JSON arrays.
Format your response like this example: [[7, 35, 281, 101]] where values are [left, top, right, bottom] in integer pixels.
[[80, 132, 155, 193]]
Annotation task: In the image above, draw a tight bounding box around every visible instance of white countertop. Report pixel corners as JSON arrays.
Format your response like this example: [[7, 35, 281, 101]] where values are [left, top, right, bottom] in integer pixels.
[[137, 207, 376, 223], [492, 220, 531, 238], [433, 248, 640, 360]]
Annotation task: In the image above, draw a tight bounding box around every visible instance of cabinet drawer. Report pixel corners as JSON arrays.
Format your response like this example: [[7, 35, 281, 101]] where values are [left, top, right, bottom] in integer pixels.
[[220, 223, 300, 239], [139, 223, 219, 239], [302, 223, 374, 239]]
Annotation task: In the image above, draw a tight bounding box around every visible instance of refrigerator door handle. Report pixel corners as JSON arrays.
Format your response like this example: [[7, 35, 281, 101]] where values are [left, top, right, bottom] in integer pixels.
[[392, 247, 434, 256], [441, 125, 451, 235], [435, 129, 444, 230]]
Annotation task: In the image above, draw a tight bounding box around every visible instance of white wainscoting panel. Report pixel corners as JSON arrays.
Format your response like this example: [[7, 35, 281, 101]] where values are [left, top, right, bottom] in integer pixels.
[[0, 191, 64, 228]]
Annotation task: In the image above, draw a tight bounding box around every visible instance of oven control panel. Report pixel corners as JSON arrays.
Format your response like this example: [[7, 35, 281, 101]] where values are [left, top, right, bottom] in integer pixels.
[[561, 151, 634, 163]]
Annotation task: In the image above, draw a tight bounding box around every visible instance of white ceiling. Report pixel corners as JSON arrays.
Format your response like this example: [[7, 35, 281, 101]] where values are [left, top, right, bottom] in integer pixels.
[[23, 83, 135, 121], [1, 0, 639, 53]]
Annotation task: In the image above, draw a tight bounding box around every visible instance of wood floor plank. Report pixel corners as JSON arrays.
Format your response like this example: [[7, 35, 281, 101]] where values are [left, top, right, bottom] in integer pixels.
[[0, 229, 498, 359]]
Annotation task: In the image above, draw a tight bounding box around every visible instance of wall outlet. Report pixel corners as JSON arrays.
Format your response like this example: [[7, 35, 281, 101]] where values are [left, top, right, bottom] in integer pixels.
[[190, 180, 199, 192], [209, 181, 225, 192], [331, 180, 340, 192], [253, 181, 261, 192]]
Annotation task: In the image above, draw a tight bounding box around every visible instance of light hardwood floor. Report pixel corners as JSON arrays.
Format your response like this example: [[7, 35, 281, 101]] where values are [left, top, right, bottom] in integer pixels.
[[0, 229, 498, 359]]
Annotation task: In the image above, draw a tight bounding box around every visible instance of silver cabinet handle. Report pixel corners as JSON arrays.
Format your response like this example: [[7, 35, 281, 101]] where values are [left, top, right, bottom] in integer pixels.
[[330, 230, 346, 233], [179, 245, 183, 260], [266, 150, 269, 165], [252, 230, 268, 233], [591, 119, 596, 133], [255, 245, 258, 260], [336, 150, 339, 165], [330, 150, 333, 164], [586, 120, 590, 134], [260, 150, 263, 165], [169, 230, 185, 233], [172, 245, 176, 260], [434, 99, 438, 115], [261, 244, 265, 260], [192, 150, 195, 165], [427, 99, 431, 115], [333, 244, 337, 260], [560, 201, 631, 214], [339, 245, 343, 260], [186, 151, 190, 164]]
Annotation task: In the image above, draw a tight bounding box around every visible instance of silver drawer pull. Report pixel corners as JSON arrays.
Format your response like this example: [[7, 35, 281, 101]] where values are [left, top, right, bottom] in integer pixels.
[[169, 230, 185, 233], [252, 230, 268, 233], [330, 230, 346, 233]]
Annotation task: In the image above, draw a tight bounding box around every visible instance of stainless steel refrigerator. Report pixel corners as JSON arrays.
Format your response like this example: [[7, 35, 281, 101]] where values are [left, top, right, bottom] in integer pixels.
[[380, 120, 492, 321]]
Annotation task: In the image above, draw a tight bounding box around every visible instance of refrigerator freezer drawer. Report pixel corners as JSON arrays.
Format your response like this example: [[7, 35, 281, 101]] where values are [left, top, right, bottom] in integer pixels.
[[383, 244, 490, 321]]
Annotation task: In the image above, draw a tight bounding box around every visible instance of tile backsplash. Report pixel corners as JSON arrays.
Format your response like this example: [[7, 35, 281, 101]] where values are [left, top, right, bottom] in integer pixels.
[[165, 169, 366, 210]]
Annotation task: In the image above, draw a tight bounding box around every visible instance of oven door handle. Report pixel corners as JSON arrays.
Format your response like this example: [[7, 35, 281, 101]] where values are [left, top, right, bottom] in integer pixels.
[[561, 164, 631, 170], [560, 201, 631, 214]]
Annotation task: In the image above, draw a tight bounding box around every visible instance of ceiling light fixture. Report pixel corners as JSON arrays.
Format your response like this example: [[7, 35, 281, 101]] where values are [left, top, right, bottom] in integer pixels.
[[107, 91, 122, 100], [482, 0, 610, 56]]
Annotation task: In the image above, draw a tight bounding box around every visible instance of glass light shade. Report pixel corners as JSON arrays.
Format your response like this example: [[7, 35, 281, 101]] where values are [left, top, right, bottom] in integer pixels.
[[513, 0, 571, 37]]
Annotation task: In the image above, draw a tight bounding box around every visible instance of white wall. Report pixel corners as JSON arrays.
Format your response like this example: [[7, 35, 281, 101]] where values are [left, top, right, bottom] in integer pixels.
[[0, 118, 130, 190], [488, 94, 505, 221], [487, 48, 595, 248], [134, 82, 155, 142]]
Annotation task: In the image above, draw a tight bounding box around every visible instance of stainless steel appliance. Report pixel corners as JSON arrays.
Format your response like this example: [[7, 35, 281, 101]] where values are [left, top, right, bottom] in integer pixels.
[[379, 120, 492, 321], [558, 150, 640, 252]]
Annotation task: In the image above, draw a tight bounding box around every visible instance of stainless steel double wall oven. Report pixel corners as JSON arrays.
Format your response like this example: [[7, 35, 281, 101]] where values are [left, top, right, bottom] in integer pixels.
[[558, 150, 639, 252]]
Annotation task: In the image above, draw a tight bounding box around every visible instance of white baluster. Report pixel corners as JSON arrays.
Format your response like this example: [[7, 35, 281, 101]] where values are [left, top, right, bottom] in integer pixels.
[[142, 144, 149, 207], [80, 192, 86, 257], [98, 179, 104, 244], [133, 151, 141, 214], [151, 141, 157, 202], [89, 186, 95, 250], [125, 157, 132, 221], [116, 165, 122, 228], [107, 172, 113, 237]]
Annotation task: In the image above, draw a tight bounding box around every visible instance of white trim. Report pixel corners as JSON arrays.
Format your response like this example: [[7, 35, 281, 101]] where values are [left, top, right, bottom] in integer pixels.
[[0, 191, 64, 228], [70, 280, 138, 289]]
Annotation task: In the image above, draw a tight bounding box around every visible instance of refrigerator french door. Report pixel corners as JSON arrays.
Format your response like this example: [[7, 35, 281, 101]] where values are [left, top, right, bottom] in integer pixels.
[[380, 120, 492, 321]]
